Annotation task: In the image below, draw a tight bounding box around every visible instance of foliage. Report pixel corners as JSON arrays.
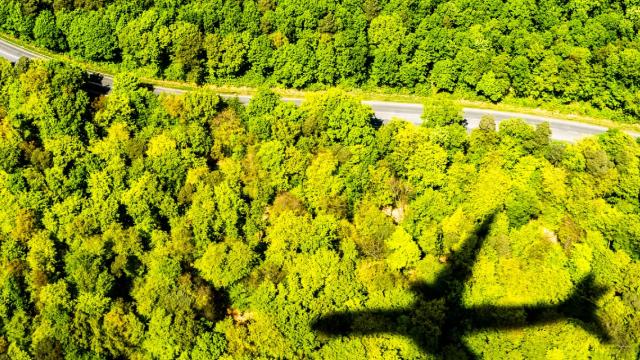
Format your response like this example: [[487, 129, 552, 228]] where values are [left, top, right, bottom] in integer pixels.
[[2, 0, 640, 120], [0, 60, 638, 358]]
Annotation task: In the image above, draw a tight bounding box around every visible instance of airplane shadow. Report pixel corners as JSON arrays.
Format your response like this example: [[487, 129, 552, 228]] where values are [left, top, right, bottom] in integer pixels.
[[312, 213, 610, 358]]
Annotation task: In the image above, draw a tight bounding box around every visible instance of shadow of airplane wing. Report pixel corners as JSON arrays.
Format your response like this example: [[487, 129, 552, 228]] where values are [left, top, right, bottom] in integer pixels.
[[414, 212, 498, 302], [311, 212, 500, 357], [311, 211, 611, 357]]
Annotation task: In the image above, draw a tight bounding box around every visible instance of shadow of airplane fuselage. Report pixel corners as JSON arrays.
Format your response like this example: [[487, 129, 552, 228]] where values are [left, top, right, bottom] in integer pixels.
[[313, 213, 610, 358]]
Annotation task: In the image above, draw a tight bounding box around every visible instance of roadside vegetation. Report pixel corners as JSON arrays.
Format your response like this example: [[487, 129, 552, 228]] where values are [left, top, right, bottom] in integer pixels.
[[1, 0, 640, 123], [0, 59, 639, 358]]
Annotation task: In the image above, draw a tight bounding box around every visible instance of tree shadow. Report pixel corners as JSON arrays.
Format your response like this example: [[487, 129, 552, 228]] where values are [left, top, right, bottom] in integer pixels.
[[312, 212, 610, 358]]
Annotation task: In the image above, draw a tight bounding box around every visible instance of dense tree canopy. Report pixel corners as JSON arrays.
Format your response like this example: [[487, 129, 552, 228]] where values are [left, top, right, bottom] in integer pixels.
[[0, 59, 638, 358], [1, 0, 640, 122]]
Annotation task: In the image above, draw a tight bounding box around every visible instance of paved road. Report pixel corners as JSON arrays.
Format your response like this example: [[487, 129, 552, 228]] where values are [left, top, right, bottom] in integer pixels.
[[0, 39, 48, 62], [0, 38, 633, 142]]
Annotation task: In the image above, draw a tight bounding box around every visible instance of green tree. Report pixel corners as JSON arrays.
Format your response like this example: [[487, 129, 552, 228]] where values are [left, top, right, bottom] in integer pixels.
[[64, 11, 116, 61], [476, 71, 511, 102], [421, 98, 466, 127], [0, 57, 636, 359], [118, 9, 165, 74], [165, 21, 204, 83], [247, 34, 274, 77], [33, 10, 66, 51], [430, 59, 458, 92], [368, 15, 408, 86], [205, 32, 249, 80], [385, 227, 421, 270], [195, 240, 257, 288], [301, 90, 376, 147], [272, 37, 318, 88]]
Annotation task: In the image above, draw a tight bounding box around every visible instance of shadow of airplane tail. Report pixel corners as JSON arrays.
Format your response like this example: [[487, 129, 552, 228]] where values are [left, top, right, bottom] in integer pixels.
[[311, 210, 611, 357], [311, 212, 497, 355], [312, 309, 410, 337], [312, 275, 611, 357], [312, 307, 446, 356]]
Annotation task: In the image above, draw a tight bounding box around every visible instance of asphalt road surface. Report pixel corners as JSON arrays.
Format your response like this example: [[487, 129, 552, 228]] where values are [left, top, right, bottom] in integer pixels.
[[0, 39, 48, 62], [0, 38, 634, 142]]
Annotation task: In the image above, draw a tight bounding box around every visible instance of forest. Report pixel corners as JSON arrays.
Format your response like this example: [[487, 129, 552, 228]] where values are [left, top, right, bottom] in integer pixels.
[[1, 0, 640, 122], [0, 58, 639, 358]]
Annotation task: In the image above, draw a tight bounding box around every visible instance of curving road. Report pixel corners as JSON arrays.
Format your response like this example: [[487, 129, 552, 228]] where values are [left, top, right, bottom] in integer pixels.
[[0, 38, 634, 142], [0, 39, 49, 62]]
